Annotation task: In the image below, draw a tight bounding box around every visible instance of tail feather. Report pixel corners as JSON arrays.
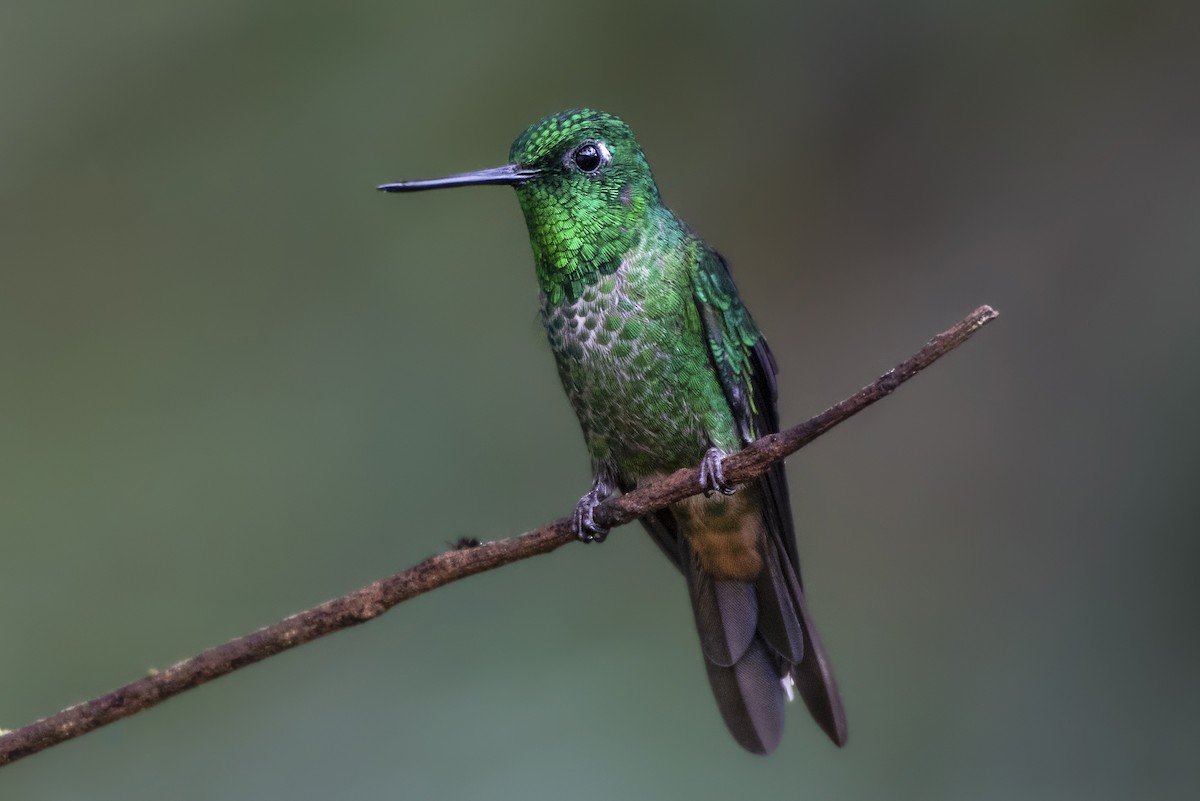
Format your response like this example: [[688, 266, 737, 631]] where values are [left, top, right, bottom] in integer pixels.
[[755, 537, 805, 665], [756, 457, 849, 747], [702, 636, 786, 754], [630, 477, 846, 753], [683, 551, 758, 668], [778, 546, 849, 746]]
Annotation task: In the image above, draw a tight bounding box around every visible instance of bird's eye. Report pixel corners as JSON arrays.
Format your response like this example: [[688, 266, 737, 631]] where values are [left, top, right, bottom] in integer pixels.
[[573, 142, 604, 173]]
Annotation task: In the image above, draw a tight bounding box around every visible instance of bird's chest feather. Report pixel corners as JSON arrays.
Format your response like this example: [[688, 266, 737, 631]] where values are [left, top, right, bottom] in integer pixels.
[[540, 258, 736, 475]]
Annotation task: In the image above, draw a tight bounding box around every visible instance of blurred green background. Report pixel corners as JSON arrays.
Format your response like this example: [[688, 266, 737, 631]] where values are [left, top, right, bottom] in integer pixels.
[[2, 0, 1197, 798]]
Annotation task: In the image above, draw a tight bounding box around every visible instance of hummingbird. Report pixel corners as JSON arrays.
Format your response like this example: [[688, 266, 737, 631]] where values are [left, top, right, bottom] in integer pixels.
[[379, 109, 846, 754]]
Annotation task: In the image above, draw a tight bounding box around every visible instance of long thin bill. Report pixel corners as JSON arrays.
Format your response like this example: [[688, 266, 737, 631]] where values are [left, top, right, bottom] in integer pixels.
[[377, 164, 539, 192]]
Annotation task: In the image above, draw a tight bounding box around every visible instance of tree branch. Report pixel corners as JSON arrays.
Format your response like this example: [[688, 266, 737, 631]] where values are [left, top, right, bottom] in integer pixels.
[[0, 304, 998, 768]]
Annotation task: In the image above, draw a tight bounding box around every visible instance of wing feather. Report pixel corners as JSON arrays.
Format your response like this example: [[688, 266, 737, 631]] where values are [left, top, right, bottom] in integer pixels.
[[688, 245, 848, 746]]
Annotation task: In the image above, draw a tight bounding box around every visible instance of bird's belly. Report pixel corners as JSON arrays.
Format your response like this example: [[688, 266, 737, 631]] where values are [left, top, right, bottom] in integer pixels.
[[542, 281, 737, 477]]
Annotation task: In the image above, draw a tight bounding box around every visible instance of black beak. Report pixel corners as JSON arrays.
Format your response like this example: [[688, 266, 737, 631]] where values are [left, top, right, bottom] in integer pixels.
[[378, 164, 539, 192]]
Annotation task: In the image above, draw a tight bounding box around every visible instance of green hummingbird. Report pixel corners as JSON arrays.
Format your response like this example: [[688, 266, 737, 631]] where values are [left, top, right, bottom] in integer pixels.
[[380, 108, 846, 754]]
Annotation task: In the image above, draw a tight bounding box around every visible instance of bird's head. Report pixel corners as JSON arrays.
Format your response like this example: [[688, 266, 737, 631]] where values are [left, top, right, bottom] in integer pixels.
[[381, 109, 661, 301]]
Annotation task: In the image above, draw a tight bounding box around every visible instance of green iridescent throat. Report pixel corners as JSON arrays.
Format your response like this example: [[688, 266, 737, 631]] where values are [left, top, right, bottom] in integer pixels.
[[508, 109, 660, 304]]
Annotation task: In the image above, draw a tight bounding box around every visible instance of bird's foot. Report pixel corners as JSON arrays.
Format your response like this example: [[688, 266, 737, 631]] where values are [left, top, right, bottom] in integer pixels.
[[699, 447, 737, 497], [572, 489, 609, 543]]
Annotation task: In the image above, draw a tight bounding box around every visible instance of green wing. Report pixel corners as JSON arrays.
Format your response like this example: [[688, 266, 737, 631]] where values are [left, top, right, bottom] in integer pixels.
[[689, 246, 778, 447], [688, 245, 789, 568]]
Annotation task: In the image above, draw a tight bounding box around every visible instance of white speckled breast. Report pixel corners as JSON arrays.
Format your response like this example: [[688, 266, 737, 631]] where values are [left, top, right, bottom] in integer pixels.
[[539, 248, 739, 477]]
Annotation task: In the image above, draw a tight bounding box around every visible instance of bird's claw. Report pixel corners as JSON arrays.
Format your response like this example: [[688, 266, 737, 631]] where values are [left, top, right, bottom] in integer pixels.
[[699, 448, 736, 497], [572, 490, 609, 543]]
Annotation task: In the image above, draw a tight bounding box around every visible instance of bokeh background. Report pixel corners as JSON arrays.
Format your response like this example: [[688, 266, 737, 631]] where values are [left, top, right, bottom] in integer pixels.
[[2, 1, 1197, 798]]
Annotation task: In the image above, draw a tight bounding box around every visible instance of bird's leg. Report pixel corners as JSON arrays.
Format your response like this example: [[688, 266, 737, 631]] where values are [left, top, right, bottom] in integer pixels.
[[699, 447, 737, 497], [573, 463, 616, 543]]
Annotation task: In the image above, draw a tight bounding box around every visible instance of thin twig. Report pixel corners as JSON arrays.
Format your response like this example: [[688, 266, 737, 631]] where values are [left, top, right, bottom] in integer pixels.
[[0, 304, 998, 767]]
